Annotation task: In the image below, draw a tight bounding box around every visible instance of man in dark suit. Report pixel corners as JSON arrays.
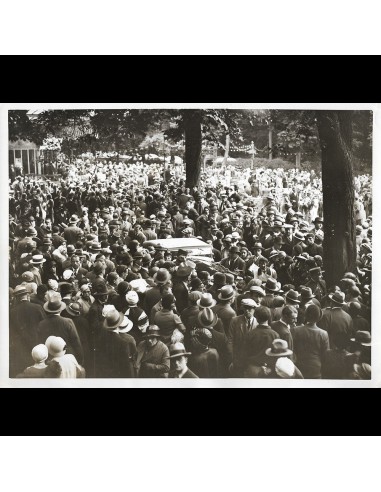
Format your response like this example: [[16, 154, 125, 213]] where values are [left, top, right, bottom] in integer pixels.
[[172, 265, 192, 315], [61, 302, 92, 376], [305, 267, 327, 302], [144, 268, 171, 314], [96, 308, 137, 378], [37, 292, 84, 365], [70, 255, 88, 282], [318, 291, 354, 348], [134, 326, 170, 378], [271, 305, 298, 354], [168, 343, 198, 378], [221, 246, 246, 275], [212, 285, 237, 334], [245, 306, 280, 376], [10, 285, 47, 376], [292, 304, 330, 379], [195, 308, 230, 376], [226, 299, 258, 377], [63, 216, 83, 245]]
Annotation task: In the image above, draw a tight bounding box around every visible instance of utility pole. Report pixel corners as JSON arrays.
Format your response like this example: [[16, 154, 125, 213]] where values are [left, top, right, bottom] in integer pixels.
[[296, 151, 301, 169], [251, 140, 255, 170], [268, 121, 273, 161]]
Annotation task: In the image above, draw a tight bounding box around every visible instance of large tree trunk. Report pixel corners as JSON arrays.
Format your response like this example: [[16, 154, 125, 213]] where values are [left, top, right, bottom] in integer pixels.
[[316, 110, 356, 287], [183, 110, 203, 189]]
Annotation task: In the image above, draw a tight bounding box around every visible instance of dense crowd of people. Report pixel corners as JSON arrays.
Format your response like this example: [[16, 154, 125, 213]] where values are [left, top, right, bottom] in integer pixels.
[[9, 158, 372, 380]]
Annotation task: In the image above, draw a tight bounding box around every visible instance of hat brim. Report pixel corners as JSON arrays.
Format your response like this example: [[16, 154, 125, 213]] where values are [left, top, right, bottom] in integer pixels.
[[350, 338, 371, 347], [176, 267, 193, 278], [328, 294, 345, 305], [197, 299, 217, 308], [266, 286, 279, 293], [143, 333, 162, 339], [167, 352, 192, 359], [30, 259, 46, 265], [265, 349, 293, 357], [218, 293, 235, 301], [43, 301, 66, 314], [198, 314, 219, 328], [153, 274, 171, 285], [94, 291, 109, 297], [103, 312, 125, 330], [353, 364, 371, 378], [286, 296, 300, 304], [65, 305, 81, 317]]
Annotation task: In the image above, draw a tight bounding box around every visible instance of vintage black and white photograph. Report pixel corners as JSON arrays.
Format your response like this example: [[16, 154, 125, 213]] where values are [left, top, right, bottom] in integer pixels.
[[6, 106, 373, 382]]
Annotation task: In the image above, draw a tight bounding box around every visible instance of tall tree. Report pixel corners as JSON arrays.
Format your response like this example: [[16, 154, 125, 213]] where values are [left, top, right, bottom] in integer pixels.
[[316, 110, 356, 286], [183, 110, 203, 188]]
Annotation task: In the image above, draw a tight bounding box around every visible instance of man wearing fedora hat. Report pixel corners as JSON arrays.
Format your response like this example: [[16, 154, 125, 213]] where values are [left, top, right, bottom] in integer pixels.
[[207, 272, 226, 302], [213, 285, 237, 334], [226, 299, 261, 377], [188, 328, 220, 378], [271, 305, 298, 355], [144, 268, 172, 314], [134, 325, 170, 378], [29, 254, 46, 286], [181, 291, 202, 332], [319, 291, 354, 349], [167, 342, 198, 378], [195, 307, 229, 373], [348, 330, 371, 367], [37, 291, 84, 366], [10, 285, 47, 377], [260, 278, 280, 317], [291, 304, 330, 379], [221, 245, 246, 275], [63, 216, 83, 249], [245, 339, 303, 379], [172, 264, 193, 315], [62, 302, 92, 376], [153, 293, 186, 346], [95, 307, 137, 378], [305, 267, 327, 302], [88, 282, 109, 347], [297, 286, 321, 324], [243, 306, 280, 377]]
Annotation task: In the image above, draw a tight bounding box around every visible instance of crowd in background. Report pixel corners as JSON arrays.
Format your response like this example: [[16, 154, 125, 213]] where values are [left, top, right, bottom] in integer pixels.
[[9, 159, 372, 379]]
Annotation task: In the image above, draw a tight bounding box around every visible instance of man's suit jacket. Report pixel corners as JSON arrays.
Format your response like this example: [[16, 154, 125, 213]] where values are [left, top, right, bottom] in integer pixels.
[[144, 286, 162, 315], [291, 324, 330, 379], [169, 368, 198, 378], [38, 315, 84, 364], [271, 320, 294, 353], [188, 348, 220, 378], [134, 340, 170, 378], [245, 324, 280, 367], [10, 301, 46, 376], [71, 267, 89, 282], [172, 281, 189, 315], [226, 315, 258, 374], [86, 300, 105, 346], [63, 226, 83, 245], [95, 329, 137, 378], [212, 303, 237, 334], [221, 256, 246, 274], [318, 308, 354, 348]]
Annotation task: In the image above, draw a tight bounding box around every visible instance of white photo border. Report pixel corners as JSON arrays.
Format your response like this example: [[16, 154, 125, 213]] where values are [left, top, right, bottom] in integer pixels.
[[1, 101, 379, 388]]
